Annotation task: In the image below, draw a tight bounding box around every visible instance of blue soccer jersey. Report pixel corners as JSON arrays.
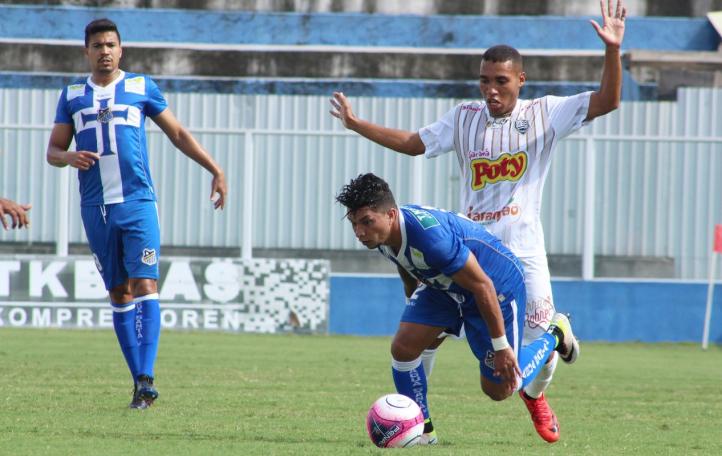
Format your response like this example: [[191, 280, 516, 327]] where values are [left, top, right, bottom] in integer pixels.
[[378, 205, 524, 300], [54, 71, 167, 206]]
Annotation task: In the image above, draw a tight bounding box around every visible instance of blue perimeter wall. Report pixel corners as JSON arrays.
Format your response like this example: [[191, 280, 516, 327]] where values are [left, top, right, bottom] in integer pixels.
[[0, 5, 718, 51], [329, 276, 722, 344]]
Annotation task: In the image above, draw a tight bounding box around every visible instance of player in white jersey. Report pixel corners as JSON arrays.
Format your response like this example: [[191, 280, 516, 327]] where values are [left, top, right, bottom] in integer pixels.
[[329, 0, 626, 443], [46, 19, 227, 410], [0, 198, 31, 230]]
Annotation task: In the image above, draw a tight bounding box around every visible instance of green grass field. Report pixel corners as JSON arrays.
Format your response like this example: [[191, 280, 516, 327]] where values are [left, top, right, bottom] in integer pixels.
[[1, 328, 720, 455]]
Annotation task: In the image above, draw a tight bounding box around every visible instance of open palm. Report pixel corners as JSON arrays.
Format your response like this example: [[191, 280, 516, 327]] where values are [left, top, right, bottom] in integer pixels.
[[590, 0, 626, 48]]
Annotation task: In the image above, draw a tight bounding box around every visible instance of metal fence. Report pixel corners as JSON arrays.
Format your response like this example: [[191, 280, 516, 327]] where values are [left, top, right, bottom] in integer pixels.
[[1, 88, 721, 280]]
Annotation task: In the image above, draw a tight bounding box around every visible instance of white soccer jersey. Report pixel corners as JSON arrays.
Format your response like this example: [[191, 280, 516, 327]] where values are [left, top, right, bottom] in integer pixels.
[[419, 92, 592, 257]]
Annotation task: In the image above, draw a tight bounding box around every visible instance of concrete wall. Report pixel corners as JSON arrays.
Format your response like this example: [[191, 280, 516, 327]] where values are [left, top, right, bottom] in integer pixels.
[[2, 0, 722, 17], [329, 276, 722, 344]]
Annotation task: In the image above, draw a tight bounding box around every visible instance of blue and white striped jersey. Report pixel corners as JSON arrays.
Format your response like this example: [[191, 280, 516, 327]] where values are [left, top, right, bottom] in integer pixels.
[[379, 205, 525, 299], [54, 70, 167, 206]]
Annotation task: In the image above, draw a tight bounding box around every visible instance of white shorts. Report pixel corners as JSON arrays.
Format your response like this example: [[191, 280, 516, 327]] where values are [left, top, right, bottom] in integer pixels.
[[518, 254, 555, 345]]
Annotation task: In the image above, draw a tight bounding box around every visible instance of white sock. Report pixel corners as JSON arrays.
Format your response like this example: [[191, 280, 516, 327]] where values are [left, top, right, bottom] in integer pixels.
[[421, 349, 437, 377], [523, 351, 558, 398]]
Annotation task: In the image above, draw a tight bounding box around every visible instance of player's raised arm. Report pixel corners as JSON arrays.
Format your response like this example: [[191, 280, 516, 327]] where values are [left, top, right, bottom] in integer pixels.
[[450, 253, 521, 391], [586, 0, 626, 121], [329, 92, 425, 156], [151, 108, 227, 210]]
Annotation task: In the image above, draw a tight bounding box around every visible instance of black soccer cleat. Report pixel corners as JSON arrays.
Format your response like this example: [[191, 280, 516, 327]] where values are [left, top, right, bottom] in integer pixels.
[[136, 374, 159, 405], [129, 384, 149, 410]]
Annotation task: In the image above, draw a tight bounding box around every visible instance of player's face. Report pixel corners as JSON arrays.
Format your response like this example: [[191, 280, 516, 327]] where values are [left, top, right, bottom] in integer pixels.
[[347, 206, 394, 249], [85, 31, 122, 76], [479, 59, 525, 117]]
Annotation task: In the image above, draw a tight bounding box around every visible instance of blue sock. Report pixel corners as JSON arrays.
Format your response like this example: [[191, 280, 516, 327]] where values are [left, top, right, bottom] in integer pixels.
[[135, 294, 161, 379], [111, 301, 140, 381], [518, 333, 556, 389], [392, 357, 430, 420]]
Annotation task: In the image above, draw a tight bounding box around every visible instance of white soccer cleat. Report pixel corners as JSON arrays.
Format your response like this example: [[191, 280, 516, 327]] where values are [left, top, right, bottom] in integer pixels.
[[417, 430, 438, 445], [549, 313, 580, 364]]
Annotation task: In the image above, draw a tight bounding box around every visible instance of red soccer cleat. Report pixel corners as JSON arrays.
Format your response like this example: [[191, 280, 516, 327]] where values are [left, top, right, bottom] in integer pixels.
[[519, 391, 559, 443]]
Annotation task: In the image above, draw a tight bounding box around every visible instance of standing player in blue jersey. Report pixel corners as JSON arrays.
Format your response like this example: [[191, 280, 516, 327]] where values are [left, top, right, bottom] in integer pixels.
[[46, 19, 227, 409], [336, 173, 579, 444]]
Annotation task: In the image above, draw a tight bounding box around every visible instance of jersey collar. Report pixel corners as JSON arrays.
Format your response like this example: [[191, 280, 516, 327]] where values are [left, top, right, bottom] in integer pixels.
[[86, 70, 126, 92], [380, 207, 408, 263], [483, 98, 522, 121]]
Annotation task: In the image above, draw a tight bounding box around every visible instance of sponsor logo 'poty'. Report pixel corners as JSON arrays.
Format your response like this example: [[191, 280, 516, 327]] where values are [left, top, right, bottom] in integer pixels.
[[470, 151, 527, 190]]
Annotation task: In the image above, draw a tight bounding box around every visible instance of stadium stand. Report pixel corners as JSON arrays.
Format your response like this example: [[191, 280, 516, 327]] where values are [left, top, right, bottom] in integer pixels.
[[0, 1, 720, 100]]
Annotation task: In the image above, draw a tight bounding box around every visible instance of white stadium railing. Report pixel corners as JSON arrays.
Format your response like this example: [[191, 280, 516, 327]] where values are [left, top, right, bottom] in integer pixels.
[[1, 89, 721, 280]]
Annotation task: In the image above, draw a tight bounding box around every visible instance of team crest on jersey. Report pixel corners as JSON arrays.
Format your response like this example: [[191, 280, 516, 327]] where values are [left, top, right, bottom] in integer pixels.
[[470, 151, 528, 190], [514, 119, 530, 134], [97, 107, 114, 124], [484, 350, 496, 370], [141, 248, 157, 266], [407, 207, 440, 229]]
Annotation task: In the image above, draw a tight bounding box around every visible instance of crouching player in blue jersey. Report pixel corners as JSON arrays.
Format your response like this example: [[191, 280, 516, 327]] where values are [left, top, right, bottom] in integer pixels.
[[336, 173, 579, 444], [46, 19, 227, 409]]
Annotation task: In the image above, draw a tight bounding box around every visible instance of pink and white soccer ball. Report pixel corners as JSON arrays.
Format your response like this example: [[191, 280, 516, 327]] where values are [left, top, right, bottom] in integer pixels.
[[366, 394, 425, 448]]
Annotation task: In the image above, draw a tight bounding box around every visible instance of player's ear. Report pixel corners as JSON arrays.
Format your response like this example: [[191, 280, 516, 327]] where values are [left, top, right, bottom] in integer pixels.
[[518, 71, 526, 87]]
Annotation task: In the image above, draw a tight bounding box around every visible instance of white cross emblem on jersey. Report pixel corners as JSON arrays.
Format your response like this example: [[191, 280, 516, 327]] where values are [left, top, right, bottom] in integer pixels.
[[73, 97, 141, 156]]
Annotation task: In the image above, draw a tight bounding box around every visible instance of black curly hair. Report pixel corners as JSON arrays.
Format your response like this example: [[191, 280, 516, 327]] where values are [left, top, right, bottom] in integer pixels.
[[336, 173, 396, 216]]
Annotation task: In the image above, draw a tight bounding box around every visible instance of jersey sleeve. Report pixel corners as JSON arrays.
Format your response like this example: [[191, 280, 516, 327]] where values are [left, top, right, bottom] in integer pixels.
[[419, 104, 458, 158], [144, 77, 168, 117], [53, 88, 73, 125], [405, 209, 470, 276], [546, 91, 593, 139]]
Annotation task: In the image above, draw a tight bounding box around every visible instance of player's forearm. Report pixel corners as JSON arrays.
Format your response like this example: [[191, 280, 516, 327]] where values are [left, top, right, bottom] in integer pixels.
[[347, 118, 425, 156], [174, 129, 224, 177], [596, 45, 622, 112], [46, 146, 69, 168], [396, 265, 419, 298], [473, 285, 507, 340]]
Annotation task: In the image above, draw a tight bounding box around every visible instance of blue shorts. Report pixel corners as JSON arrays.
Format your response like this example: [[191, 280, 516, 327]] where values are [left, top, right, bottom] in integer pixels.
[[81, 200, 160, 291], [401, 280, 526, 383]]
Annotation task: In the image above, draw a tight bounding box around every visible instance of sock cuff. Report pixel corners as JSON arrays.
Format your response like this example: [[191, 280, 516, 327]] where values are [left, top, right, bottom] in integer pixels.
[[391, 357, 422, 372], [111, 301, 136, 312], [134, 293, 159, 303], [421, 349, 437, 357]]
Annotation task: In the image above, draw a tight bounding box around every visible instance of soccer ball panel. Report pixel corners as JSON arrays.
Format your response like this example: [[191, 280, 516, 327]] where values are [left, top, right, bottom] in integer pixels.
[[366, 394, 424, 448]]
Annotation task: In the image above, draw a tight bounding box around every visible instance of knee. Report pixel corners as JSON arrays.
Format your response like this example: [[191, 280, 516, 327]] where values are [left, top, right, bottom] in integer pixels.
[[130, 279, 158, 298], [109, 283, 132, 303], [481, 381, 513, 402], [390, 339, 422, 362]]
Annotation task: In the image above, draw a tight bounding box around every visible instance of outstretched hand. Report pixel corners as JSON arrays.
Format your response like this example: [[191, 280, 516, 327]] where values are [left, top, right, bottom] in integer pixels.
[[329, 92, 357, 129], [0, 198, 31, 230], [590, 0, 626, 48]]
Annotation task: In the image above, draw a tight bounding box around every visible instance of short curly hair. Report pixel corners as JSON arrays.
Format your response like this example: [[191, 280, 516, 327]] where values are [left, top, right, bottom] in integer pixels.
[[336, 173, 396, 216]]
